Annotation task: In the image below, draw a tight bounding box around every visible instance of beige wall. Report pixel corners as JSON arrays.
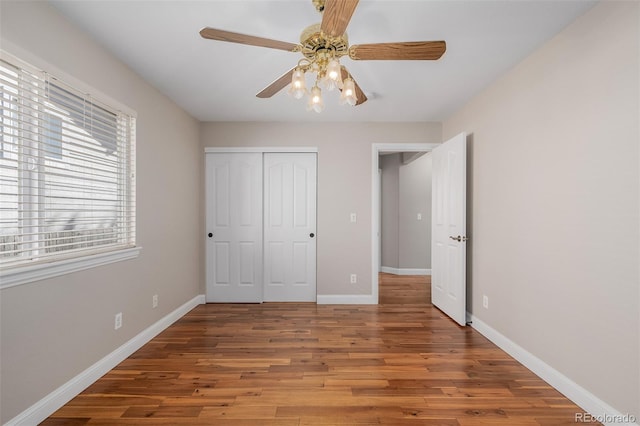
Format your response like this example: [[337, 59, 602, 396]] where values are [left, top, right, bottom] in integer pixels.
[[201, 122, 442, 296], [380, 154, 401, 269], [443, 1, 639, 418], [399, 153, 432, 269], [0, 2, 202, 422]]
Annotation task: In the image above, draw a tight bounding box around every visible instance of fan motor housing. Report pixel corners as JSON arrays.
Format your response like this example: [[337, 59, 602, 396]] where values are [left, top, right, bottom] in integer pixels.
[[300, 23, 349, 60]]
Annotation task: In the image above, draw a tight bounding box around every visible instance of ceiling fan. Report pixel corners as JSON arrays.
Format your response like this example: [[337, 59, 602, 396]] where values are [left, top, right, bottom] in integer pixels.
[[199, 0, 446, 112]]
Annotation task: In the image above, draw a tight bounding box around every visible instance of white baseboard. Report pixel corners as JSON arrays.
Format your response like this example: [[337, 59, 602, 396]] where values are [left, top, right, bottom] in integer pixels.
[[6, 294, 206, 426], [469, 314, 639, 426], [317, 294, 377, 304], [380, 267, 431, 275]]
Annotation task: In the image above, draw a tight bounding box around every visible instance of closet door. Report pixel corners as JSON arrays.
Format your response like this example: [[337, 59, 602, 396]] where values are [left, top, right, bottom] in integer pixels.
[[263, 153, 317, 302], [205, 153, 263, 302]]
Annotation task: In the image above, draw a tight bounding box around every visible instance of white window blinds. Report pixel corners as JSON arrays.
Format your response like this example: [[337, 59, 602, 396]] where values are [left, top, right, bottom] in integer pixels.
[[0, 54, 136, 270]]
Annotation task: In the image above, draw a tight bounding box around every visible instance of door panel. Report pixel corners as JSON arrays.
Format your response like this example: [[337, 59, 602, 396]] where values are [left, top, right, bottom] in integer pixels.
[[239, 242, 257, 284], [431, 133, 467, 325], [206, 153, 263, 302], [214, 164, 230, 226], [264, 153, 317, 302], [214, 242, 230, 283], [268, 241, 285, 284], [293, 242, 308, 284], [293, 164, 309, 227]]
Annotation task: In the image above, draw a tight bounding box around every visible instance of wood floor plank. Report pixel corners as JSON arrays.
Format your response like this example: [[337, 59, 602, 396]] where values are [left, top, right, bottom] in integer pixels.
[[40, 274, 597, 425], [120, 405, 203, 418]]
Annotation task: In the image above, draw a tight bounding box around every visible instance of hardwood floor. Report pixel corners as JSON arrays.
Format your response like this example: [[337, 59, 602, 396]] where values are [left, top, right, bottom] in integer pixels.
[[378, 273, 430, 304], [42, 274, 593, 425]]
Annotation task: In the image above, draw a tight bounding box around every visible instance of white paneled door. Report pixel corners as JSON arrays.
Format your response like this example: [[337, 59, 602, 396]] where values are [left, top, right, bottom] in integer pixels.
[[263, 153, 317, 302], [205, 151, 317, 303], [431, 133, 467, 326], [206, 153, 263, 303]]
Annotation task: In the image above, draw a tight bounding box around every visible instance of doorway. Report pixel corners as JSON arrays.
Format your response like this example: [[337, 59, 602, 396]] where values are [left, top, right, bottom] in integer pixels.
[[372, 135, 468, 325], [379, 151, 432, 276], [371, 143, 438, 303]]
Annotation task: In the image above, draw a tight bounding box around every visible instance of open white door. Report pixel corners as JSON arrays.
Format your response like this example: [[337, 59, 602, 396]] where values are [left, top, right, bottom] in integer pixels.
[[431, 133, 467, 326]]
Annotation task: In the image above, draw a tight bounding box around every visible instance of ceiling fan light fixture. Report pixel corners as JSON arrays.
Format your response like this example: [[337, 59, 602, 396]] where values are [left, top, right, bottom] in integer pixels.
[[288, 67, 307, 99], [307, 85, 324, 113], [340, 77, 357, 106], [203, 0, 446, 111]]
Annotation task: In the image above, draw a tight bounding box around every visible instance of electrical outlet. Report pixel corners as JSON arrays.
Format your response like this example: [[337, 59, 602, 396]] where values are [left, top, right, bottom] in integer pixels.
[[350, 274, 357, 284], [152, 294, 158, 308], [482, 295, 489, 309], [417, 213, 422, 220], [350, 213, 357, 223], [114, 312, 122, 330]]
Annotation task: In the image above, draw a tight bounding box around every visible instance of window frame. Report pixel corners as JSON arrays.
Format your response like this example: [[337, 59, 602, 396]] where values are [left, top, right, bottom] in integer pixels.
[[0, 50, 140, 289]]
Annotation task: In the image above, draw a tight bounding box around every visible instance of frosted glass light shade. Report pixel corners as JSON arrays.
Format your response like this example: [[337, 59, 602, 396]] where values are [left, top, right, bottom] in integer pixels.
[[340, 77, 357, 106], [306, 85, 324, 113], [288, 68, 307, 99], [323, 59, 342, 91]]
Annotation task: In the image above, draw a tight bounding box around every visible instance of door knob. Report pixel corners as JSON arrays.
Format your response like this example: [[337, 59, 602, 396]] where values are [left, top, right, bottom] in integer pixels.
[[449, 235, 468, 242], [309, 233, 315, 238], [208, 232, 213, 238]]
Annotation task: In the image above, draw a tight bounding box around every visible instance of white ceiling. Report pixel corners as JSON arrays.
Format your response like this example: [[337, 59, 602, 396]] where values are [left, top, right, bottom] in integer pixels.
[[49, 0, 596, 123]]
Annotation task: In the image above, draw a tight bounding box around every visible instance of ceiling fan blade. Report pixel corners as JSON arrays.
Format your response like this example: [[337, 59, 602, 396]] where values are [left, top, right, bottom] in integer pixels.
[[256, 68, 296, 98], [321, 0, 359, 37], [340, 66, 367, 106], [199, 27, 299, 52], [351, 79, 367, 106], [349, 41, 446, 60]]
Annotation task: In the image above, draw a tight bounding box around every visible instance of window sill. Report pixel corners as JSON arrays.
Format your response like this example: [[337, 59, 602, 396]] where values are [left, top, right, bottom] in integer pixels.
[[0, 247, 142, 290]]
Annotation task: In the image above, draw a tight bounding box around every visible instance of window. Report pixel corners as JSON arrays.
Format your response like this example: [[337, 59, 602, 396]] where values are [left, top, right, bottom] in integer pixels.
[[44, 114, 62, 159], [0, 53, 136, 281], [0, 89, 19, 160]]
